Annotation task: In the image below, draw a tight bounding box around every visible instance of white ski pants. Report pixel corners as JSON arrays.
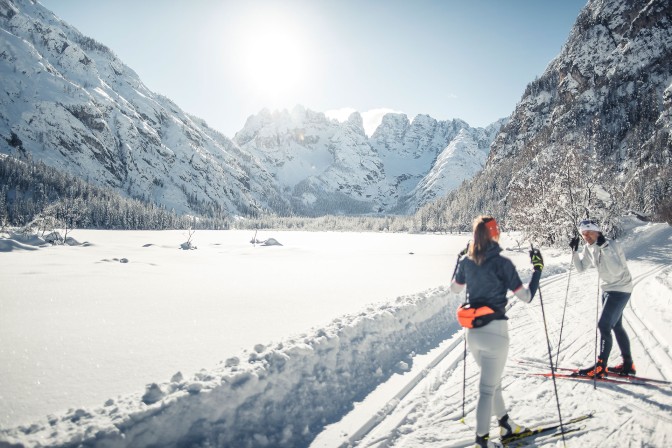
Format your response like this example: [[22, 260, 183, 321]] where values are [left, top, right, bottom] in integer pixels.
[[467, 319, 509, 436]]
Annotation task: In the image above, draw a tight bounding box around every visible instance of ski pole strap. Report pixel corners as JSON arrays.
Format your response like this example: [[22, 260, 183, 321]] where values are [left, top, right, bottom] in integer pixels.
[[456, 302, 507, 328]]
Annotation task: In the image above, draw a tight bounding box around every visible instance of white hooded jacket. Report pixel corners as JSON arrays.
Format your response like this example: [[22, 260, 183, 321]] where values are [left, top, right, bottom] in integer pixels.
[[572, 238, 633, 293]]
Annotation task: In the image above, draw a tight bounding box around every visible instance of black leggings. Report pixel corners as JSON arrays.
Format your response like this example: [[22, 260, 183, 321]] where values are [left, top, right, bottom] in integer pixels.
[[598, 291, 632, 362]]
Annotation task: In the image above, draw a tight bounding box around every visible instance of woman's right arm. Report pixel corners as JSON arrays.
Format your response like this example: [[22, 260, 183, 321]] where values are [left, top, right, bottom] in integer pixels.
[[514, 269, 542, 303], [572, 246, 591, 272], [509, 255, 542, 303]]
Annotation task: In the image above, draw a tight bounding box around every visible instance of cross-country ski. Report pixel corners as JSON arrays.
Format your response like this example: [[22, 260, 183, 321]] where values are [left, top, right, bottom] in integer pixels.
[[499, 412, 594, 445], [516, 359, 672, 385], [530, 372, 661, 387]]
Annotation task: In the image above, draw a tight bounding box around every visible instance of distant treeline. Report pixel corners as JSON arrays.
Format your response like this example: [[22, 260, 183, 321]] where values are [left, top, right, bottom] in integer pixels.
[[0, 155, 434, 233], [232, 214, 419, 233], [0, 155, 228, 230]]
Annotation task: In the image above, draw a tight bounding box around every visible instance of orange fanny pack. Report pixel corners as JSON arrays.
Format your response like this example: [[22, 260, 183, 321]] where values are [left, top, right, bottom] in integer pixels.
[[456, 303, 505, 328]]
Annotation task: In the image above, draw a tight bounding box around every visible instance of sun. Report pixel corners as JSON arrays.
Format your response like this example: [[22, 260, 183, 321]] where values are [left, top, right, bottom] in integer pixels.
[[236, 16, 306, 100]]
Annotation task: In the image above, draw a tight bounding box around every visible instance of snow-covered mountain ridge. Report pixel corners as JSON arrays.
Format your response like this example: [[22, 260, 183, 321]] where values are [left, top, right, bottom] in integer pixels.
[[235, 107, 505, 215], [0, 0, 501, 218]]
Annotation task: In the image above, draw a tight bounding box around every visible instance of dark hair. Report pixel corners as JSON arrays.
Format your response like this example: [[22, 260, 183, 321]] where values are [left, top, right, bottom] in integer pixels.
[[468, 215, 497, 265]]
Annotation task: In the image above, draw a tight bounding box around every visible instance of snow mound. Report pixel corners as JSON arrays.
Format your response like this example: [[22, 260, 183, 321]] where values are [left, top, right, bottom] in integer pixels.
[[0, 238, 38, 252], [9, 232, 48, 246], [0, 231, 84, 250], [0, 287, 461, 448]]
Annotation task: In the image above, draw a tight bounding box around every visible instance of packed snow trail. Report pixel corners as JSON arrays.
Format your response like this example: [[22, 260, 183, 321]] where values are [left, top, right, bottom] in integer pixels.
[[319, 221, 672, 448]]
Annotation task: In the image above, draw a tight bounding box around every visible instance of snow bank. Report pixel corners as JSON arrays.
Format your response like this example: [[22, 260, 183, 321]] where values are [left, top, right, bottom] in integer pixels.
[[0, 238, 38, 252], [0, 232, 84, 252], [0, 287, 461, 447], [0, 232, 45, 252]]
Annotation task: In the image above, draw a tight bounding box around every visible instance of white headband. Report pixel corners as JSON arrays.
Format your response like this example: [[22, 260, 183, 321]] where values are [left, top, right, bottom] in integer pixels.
[[578, 220, 600, 233]]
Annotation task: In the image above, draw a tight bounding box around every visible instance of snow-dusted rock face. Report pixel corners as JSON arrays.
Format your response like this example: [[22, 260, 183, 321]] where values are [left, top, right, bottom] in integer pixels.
[[0, 0, 286, 216], [493, 0, 672, 165], [370, 114, 469, 211], [234, 107, 388, 215], [0, 0, 500, 217], [236, 109, 500, 215], [439, 0, 672, 234], [407, 121, 505, 210]]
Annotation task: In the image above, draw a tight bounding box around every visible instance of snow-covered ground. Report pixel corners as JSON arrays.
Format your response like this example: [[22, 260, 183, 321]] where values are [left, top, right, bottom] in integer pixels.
[[1, 219, 671, 447]]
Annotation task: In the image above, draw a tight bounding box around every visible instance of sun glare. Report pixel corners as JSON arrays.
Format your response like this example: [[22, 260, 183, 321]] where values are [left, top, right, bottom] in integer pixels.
[[237, 17, 306, 99]]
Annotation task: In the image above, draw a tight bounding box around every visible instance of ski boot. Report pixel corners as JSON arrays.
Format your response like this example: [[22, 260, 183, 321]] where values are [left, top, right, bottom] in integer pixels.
[[499, 414, 530, 438], [610, 358, 637, 376], [577, 358, 607, 378], [473, 433, 503, 448]]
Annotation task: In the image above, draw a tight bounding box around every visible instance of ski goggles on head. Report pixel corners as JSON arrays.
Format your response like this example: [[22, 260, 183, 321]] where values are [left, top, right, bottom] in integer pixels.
[[578, 219, 600, 233]]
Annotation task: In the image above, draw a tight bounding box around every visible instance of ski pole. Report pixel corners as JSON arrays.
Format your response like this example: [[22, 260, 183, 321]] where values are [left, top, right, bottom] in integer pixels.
[[461, 335, 467, 420], [593, 250, 602, 390], [532, 244, 567, 448], [451, 244, 468, 420], [555, 251, 574, 367]]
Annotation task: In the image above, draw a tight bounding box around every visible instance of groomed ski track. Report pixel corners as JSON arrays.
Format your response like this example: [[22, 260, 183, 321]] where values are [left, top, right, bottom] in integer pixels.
[[312, 223, 672, 448]]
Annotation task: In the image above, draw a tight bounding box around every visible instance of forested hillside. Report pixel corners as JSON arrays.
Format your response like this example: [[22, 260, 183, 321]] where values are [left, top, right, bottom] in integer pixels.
[[0, 155, 226, 231]]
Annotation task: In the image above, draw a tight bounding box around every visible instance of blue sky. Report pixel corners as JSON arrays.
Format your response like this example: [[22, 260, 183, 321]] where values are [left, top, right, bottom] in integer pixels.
[[41, 0, 587, 137]]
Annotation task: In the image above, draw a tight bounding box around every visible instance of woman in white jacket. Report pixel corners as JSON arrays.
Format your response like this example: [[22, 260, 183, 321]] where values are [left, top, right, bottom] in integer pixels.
[[570, 219, 635, 377]]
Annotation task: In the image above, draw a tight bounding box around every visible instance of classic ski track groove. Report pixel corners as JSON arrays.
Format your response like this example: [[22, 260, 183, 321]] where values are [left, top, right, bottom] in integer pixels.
[[352, 273, 566, 447], [624, 265, 672, 381], [346, 243, 672, 448], [516, 262, 672, 440]]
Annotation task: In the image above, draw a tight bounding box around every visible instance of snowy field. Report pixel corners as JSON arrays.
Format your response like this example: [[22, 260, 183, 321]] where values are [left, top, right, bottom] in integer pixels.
[[1, 219, 671, 447], [0, 229, 465, 428]]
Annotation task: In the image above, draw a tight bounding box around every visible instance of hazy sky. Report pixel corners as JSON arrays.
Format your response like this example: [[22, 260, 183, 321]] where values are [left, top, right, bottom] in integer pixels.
[[40, 0, 587, 137]]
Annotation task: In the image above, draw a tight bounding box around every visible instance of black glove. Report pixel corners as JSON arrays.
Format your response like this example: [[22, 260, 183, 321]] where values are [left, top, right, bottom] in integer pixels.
[[458, 242, 469, 257], [596, 234, 606, 246], [529, 248, 544, 272], [569, 236, 580, 252]]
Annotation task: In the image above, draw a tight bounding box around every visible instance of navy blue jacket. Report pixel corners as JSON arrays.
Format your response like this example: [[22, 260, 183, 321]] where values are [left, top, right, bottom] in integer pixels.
[[453, 242, 539, 311]]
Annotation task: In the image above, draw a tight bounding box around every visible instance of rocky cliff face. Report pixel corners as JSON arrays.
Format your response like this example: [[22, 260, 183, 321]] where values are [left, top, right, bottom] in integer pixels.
[[433, 0, 672, 239], [0, 0, 287, 217], [235, 108, 500, 215]]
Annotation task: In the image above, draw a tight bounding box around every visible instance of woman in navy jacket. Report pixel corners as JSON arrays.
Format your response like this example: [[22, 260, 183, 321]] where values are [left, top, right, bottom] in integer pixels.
[[451, 215, 543, 448]]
